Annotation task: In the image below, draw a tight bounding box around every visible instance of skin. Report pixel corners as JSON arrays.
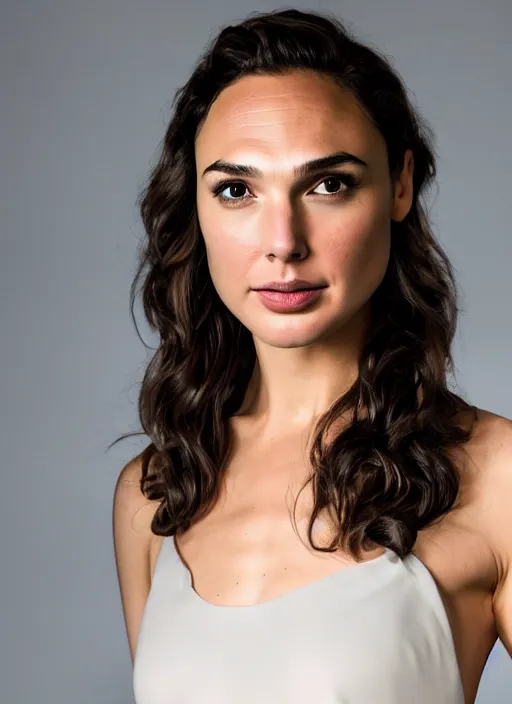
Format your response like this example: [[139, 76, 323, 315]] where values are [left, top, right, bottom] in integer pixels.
[[195, 69, 414, 435], [111, 69, 512, 704]]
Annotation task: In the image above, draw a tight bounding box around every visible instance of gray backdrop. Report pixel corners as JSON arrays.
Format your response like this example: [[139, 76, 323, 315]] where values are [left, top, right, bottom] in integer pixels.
[[2, 1, 511, 702]]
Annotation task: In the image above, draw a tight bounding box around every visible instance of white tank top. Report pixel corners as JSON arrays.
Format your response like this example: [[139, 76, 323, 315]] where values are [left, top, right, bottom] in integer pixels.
[[133, 535, 464, 703]]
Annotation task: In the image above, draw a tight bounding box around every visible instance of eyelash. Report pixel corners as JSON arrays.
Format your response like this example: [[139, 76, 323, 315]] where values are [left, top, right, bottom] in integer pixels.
[[211, 174, 359, 206]]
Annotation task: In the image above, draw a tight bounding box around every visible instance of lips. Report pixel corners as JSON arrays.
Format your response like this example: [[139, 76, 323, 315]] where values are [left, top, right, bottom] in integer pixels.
[[252, 279, 327, 292], [254, 287, 324, 313]]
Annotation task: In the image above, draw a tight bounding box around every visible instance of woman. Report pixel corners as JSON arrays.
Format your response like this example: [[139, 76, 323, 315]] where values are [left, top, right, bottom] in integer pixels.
[[112, 8, 511, 703]]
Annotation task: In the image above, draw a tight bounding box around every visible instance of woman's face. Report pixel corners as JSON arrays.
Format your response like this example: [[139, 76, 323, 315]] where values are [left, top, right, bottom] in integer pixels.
[[195, 70, 413, 348]]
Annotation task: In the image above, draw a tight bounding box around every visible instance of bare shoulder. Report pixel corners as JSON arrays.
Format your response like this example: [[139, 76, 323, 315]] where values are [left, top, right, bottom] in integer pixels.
[[113, 451, 160, 545], [462, 407, 512, 485], [473, 406, 512, 539], [473, 406, 512, 447], [112, 450, 163, 664]]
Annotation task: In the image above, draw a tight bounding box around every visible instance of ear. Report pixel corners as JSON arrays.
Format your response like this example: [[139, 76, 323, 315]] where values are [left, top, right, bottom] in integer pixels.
[[391, 149, 414, 222]]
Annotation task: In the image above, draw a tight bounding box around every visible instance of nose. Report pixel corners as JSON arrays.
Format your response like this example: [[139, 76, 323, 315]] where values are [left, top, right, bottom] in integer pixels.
[[262, 202, 310, 263]]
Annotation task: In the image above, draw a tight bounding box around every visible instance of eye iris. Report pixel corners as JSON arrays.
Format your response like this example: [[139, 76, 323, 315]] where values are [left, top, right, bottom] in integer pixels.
[[227, 183, 246, 199], [324, 177, 341, 193]]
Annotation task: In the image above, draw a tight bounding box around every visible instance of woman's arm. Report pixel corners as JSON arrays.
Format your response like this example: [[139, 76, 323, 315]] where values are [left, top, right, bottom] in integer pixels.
[[112, 454, 157, 665], [487, 416, 512, 656], [472, 412, 512, 657]]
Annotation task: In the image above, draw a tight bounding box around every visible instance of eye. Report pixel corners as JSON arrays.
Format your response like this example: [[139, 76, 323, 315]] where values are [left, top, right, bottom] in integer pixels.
[[213, 181, 252, 204], [211, 173, 359, 206], [311, 175, 357, 197]]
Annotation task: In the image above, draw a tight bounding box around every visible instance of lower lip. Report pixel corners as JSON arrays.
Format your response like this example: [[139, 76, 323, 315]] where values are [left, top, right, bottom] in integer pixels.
[[254, 288, 325, 312]]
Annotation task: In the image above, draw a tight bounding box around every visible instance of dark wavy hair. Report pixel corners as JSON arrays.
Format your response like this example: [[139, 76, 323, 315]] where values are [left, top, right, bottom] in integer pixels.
[[110, 8, 476, 560]]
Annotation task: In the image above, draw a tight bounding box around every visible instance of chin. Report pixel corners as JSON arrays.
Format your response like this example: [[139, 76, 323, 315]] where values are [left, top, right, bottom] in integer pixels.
[[249, 317, 345, 349]]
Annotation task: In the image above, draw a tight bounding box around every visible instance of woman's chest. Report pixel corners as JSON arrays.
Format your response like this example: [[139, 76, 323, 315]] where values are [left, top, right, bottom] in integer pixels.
[[148, 431, 500, 704], [141, 532, 466, 704], [149, 503, 497, 704]]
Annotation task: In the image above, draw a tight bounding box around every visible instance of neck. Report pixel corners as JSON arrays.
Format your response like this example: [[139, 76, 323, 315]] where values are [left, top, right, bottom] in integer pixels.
[[237, 306, 369, 437]]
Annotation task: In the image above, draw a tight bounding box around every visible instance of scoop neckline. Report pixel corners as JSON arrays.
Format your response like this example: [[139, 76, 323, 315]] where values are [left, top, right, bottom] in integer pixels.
[[170, 534, 398, 610]]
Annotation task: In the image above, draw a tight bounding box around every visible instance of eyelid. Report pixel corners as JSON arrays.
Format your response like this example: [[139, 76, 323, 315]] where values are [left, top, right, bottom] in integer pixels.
[[211, 171, 360, 197]]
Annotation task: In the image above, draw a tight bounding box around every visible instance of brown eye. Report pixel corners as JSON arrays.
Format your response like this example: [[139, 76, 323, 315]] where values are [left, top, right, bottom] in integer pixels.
[[213, 181, 251, 204], [311, 175, 357, 197]]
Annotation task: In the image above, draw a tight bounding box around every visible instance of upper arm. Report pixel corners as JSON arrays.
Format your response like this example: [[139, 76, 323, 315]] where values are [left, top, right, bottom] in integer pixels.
[[112, 452, 159, 665], [493, 569, 512, 655], [483, 414, 512, 656]]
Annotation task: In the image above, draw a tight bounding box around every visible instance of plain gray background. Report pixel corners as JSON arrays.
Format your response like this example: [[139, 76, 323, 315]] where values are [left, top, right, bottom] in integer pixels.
[[2, 1, 511, 702]]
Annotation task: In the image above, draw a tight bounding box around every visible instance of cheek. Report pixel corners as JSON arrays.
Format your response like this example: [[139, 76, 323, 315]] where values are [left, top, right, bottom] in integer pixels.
[[197, 200, 242, 285], [326, 198, 391, 288], [202, 224, 255, 297]]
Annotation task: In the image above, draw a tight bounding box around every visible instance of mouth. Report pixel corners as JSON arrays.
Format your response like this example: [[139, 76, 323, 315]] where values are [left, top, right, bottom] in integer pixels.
[[251, 277, 327, 293], [253, 286, 325, 312]]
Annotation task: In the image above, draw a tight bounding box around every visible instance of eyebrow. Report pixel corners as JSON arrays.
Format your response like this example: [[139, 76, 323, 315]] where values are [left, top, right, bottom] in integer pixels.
[[201, 151, 368, 179]]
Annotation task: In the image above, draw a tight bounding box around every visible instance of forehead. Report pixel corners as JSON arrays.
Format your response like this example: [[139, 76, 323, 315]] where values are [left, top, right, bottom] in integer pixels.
[[195, 70, 385, 169]]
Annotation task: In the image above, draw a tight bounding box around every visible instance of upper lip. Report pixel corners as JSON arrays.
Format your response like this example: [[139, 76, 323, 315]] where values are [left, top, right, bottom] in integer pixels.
[[252, 279, 326, 292]]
